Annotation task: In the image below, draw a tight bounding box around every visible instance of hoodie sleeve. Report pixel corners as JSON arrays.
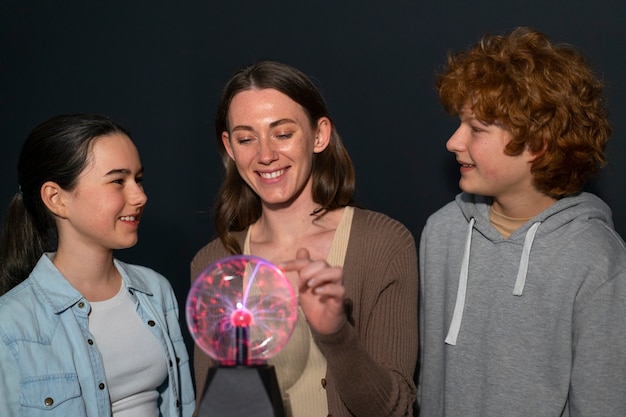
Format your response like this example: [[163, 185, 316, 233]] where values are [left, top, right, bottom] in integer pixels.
[[569, 267, 626, 415]]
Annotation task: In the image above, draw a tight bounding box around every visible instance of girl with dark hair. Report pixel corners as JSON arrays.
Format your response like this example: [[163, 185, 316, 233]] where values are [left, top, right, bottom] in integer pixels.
[[192, 61, 418, 417], [0, 114, 195, 416]]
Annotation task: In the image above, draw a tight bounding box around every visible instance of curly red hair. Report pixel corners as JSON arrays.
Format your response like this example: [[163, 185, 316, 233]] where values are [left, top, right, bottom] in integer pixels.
[[437, 27, 612, 198]]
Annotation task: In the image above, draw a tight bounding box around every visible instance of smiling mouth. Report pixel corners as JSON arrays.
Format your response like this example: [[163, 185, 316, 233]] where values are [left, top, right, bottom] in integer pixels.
[[259, 169, 285, 179], [120, 215, 139, 221]]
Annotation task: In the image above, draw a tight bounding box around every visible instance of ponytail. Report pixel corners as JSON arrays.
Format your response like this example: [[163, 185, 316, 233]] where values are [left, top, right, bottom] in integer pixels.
[[0, 192, 53, 295]]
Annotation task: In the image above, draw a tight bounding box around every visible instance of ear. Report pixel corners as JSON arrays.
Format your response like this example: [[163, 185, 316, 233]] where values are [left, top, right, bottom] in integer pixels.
[[221, 131, 235, 160], [313, 117, 331, 154], [40, 181, 69, 218], [526, 140, 548, 162]]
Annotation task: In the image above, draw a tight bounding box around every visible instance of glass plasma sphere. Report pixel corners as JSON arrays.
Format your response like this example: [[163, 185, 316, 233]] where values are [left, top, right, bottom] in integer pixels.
[[186, 255, 298, 366]]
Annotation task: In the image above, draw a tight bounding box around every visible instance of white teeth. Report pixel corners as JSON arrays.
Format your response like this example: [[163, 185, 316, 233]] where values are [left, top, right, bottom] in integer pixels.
[[259, 169, 284, 179], [120, 216, 136, 221]]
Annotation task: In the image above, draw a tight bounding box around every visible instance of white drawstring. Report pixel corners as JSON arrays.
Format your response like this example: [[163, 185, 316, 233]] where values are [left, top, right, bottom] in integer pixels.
[[512, 222, 541, 296], [445, 218, 475, 346], [445, 219, 542, 345]]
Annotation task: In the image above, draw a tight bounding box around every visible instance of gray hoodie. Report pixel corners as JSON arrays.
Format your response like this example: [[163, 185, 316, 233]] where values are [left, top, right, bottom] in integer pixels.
[[418, 192, 626, 417]]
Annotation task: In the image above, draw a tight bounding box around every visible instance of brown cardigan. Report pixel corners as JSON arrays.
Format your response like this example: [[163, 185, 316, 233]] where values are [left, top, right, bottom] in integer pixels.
[[190, 207, 418, 416]]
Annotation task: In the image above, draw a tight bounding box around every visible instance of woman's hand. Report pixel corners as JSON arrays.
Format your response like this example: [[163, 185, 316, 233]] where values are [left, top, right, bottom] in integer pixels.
[[280, 248, 347, 335]]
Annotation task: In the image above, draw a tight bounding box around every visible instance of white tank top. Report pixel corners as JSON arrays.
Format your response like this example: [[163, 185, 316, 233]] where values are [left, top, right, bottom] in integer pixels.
[[89, 282, 168, 417]]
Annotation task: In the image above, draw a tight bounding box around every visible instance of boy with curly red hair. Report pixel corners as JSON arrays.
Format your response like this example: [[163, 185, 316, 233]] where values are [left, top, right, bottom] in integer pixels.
[[418, 27, 626, 416]]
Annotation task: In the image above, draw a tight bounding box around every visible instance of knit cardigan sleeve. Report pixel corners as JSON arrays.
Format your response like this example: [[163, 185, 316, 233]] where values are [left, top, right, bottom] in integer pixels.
[[315, 208, 418, 417]]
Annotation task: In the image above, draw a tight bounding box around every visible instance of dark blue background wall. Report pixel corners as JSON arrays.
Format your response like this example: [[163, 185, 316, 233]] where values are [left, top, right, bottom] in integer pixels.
[[2, 0, 625, 358]]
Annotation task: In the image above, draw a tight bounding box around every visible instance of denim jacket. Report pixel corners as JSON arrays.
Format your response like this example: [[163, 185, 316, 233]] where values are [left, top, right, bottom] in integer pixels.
[[0, 254, 195, 417]]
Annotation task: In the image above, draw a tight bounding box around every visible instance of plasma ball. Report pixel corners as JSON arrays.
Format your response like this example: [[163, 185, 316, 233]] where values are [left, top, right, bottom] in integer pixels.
[[231, 308, 253, 327], [186, 254, 298, 364]]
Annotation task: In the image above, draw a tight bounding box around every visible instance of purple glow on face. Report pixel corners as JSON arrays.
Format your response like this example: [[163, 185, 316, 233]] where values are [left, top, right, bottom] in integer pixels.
[[186, 255, 298, 366]]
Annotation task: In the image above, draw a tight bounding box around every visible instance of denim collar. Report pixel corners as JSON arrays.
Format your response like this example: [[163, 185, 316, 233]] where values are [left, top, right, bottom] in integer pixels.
[[31, 253, 154, 314]]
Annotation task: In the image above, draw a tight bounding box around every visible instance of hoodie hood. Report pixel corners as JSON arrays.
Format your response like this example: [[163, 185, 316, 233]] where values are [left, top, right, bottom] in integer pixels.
[[456, 192, 613, 239], [444, 192, 613, 345]]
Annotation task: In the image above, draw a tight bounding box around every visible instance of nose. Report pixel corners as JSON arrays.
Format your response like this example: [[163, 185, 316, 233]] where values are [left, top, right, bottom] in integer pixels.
[[128, 181, 147, 206], [257, 137, 278, 164], [446, 124, 466, 153]]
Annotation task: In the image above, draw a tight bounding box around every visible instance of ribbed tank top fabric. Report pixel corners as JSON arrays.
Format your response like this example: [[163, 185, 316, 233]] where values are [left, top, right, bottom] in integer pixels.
[[243, 207, 353, 417]]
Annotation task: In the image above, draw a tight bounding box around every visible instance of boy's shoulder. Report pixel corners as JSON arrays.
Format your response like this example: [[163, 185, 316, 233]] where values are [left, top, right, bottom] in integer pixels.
[[425, 194, 471, 224]]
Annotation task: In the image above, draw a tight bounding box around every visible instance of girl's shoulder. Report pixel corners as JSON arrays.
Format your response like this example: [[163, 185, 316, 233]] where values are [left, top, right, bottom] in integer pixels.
[[115, 259, 175, 299]]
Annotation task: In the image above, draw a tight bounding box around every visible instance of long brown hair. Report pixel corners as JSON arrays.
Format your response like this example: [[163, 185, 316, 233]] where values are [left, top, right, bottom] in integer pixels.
[[214, 61, 355, 254]]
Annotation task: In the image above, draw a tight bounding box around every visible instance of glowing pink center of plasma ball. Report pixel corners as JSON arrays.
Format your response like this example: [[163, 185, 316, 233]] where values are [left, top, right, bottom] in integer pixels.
[[230, 306, 253, 327]]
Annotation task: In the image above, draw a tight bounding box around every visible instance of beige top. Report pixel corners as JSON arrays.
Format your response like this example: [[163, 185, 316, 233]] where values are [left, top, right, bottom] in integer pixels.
[[490, 205, 533, 239], [244, 206, 354, 417]]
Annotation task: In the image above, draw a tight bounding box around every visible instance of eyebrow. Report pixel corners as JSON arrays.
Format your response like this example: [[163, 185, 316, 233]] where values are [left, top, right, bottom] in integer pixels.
[[105, 167, 144, 176], [231, 118, 297, 132]]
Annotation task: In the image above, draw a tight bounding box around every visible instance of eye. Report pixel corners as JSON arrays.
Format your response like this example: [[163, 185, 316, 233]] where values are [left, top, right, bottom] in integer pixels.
[[112, 178, 124, 185], [234, 135, 255, 145], [469, 120, 490, 133], [274, 132, 293, 140], [135, 176, 144, 186]]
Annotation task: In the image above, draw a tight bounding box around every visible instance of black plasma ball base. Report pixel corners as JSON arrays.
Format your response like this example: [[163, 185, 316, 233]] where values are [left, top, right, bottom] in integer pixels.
[[197, 364, 285, 417]]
